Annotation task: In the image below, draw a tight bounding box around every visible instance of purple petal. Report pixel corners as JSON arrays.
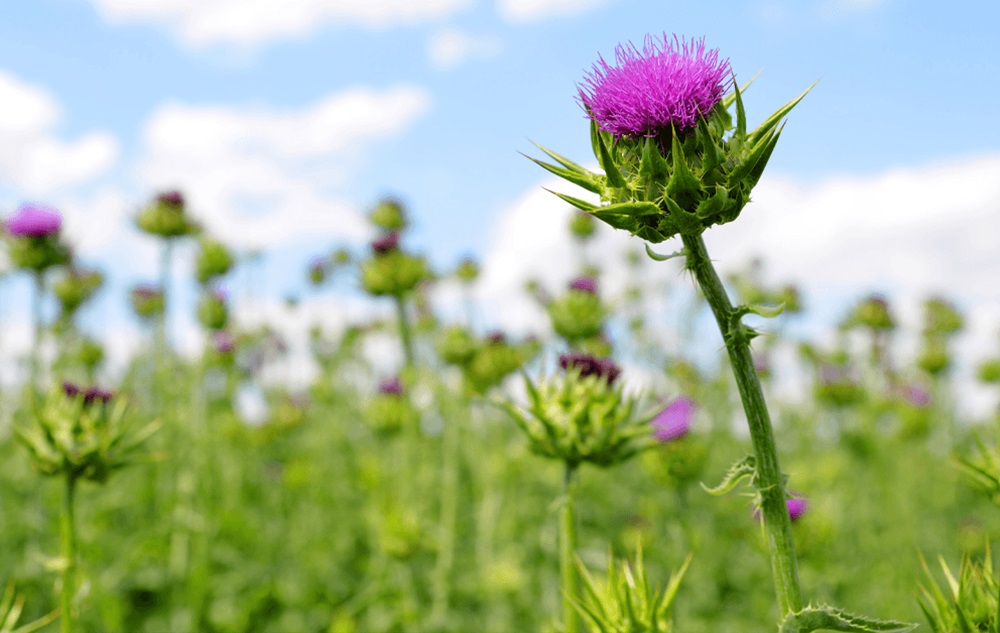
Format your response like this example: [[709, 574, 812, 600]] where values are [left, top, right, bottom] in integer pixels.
[[651, 396, 694, 442]]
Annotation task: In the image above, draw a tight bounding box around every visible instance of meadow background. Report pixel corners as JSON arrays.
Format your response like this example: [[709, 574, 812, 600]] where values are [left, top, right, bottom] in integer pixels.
[[2, 1, 1000, 632]]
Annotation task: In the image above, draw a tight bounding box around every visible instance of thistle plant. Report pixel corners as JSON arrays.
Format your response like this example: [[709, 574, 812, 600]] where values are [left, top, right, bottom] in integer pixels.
[[0, 583, 57, 633], [15, 383, 159, 633], [500, 353, 656, 633], [529, 33, 914, 630]]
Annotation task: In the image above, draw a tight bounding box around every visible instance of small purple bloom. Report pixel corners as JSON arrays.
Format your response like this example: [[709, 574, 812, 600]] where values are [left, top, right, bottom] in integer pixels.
[[558, 352, 621, 385], [63, 381, 114, 405], [213, 331, 235, 353], [378, 377, 404, 396], [157, 190, 185, 207], [907, 385, 931, 408], [371, 231, 400, 255], [485, 330, 507, 344], [5, 204, 62, 237], [211, 285, 228, 302], [754, 497, 809, 523], [568, 276, 598, 294], [579, 34, 731, 140], [651, 396, 694, 442]]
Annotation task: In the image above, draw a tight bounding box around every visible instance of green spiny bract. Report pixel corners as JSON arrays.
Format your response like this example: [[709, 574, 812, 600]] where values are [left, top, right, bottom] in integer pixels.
[[500, 367, 654, 470], [15, 387, 159, 484], [529, 82, 811, 243]]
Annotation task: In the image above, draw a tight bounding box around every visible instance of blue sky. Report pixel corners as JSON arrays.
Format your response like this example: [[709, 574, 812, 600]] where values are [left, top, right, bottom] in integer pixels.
[[1, 0, 999, 388]]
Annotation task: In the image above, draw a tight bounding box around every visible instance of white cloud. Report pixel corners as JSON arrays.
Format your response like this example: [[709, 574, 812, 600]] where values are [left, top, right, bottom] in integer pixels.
[[428, 29, 502, 69], [136, 85, 432, 250], [0, 69, 118, 196], [497, 0, 611, 23], [90, 0, 473, 47]]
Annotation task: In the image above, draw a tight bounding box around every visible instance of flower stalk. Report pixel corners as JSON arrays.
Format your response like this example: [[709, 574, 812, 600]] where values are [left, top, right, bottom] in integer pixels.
[[59, 474, 78, 633], [681, 232, 802, 615], [560, 463, 580, 633]]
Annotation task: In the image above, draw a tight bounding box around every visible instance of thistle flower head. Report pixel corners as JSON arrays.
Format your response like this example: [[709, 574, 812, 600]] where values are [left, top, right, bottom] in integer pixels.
[[579, 34, 731, 140], [157, 190, 185, 207], [569, 276, 598, 294], [559, 352, 621, 385], [755, 496, 809, 522], [378, 377, 404, 396], [213, 330, 235, 354], [651, 396, 694, 442], [5, 203, 63, 237], [63, 381, 114, 405], [371, 231, 400, 255]]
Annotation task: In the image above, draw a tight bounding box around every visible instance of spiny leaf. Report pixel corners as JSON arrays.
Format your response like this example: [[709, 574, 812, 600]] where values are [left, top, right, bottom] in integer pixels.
[[644, 244, 684, 262], [779, 605, 918, 633], [666, 130, 703, 203], [733, 74, 747, 140], [544, 188, 598, 212], [522, 154, 603, 194], [531, 141, 592, 175], [594, 127, 628, 189], [701, 455, 756, 496], [748, 81, 816, 146]]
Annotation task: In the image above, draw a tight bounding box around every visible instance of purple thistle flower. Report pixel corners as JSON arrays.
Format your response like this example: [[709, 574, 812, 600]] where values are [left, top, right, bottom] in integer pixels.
[[568, 276, 598, 294], [378, 377, 404, 396], [213, 330, 235, 354], [579, 34, 731, 140], [5, 204, 62, 237], [485, 330, 507, 344], [157, 190, 185, 207], [558, 352, 621, 385], [371, 231, 400, 255], [651, 396, 694, 442], [754, 497, 809, 523], [63, 381, 114, 405]]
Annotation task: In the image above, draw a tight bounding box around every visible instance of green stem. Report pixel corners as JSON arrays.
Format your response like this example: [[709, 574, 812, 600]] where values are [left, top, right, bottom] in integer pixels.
[[681, 233, 803, 617], [430, 399, 463, 624], [560, 463, 579, 633], [156, 240, 173, 384], [60, 474, 78, 633], [31, 271, 44, 393], [394, 294, 415, 368]]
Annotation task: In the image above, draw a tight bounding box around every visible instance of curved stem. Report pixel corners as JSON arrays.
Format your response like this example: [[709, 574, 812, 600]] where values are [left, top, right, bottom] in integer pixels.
[[60, 474, 78, 633], [394, 295, 415, 368], [560, 463, 580, 633], [681, 233, 803, 617]]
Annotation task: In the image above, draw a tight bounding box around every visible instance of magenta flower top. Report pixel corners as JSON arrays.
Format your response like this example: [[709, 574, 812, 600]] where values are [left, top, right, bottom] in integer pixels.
[[568, 276, 598, 294], [63, 381, 114, 405], [579, 34, 730, 139], [651, 396, 694, 442], [378, 377, 404, 396], [558, 352, 621, 385], [754, 497, 809, 523], [213, 331, 235, 353], [157, 190, 185, 207], [5, 204, 63, 237], [371, 231, 400, 255]]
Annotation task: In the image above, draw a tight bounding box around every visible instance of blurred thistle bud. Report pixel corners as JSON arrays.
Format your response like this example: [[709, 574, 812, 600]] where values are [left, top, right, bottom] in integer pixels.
[[548, 281, 607, 343], [16, 383, 158, 483], [359, 237, 430, 298], [455, 256, 480, 284], [753, 351, 772, 378], [918, 337, 952, 376], [892, 382, 932, 440], [568, 210, 597, 240], [845, 293, 895, 332], [194, 236, 235, 285], [129, 284, 164, 320], [369, 197, 408, 232], [3, 204, 71, 272], [777, 284, 803, 314], [52, 267, 104, 316], [135, 190, 199, 239], [814, 362, 864, 408], [364, 377, 417, 436], [500, 353, 653, 469], [576, 549, 691, 633], [331, 247, 352, 266], [530, 34, 810, 242], [307, 256, 328, 286], [71, 336, 106, 375], [464, 332, 528, 394], [923, 296, 964, 337], [213, 330, 235, 354], [436, 325, 478, 367], [197, 286, 229, 331], [978, 358, 1000, 384]]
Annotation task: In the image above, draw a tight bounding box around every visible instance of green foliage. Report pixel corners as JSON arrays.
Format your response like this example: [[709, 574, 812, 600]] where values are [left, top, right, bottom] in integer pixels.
[[779, 605, 916, 633], [918, 550, 1000, 633]]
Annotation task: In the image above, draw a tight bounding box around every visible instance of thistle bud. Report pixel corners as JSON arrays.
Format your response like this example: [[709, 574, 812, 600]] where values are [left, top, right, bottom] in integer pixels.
[[548, 281, 607, 343], [129, 284, 164, 320], [135, 190, 199, 238], [197, 286, 229, 331], [369, 197, 408, 232], [359, 239, 430, 298], [194, 237, 235, 285], [3, 204, 70, 272], [52, 267, 104, 316]]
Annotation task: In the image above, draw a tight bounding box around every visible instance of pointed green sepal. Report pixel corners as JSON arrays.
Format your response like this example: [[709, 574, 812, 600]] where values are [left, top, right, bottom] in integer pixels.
[[532, 141, 592, 175], [695, 185, 729, 219], [732, 73, 748, 140], [663, 196, 702, 235], [779, 605, 917, 633], [522, 153, 603, 194], [701, 454, 756, 496], [748, 81, 816, 146], [666, 131, 703, 204], [544, 188, 598, 212], [721, 73, 758, 109], [639, 137, 669, 182], [593, 126, 628, 190]]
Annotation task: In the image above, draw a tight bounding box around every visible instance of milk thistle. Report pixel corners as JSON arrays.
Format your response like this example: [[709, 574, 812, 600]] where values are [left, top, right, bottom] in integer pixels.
[[530, 33, 914, 631]]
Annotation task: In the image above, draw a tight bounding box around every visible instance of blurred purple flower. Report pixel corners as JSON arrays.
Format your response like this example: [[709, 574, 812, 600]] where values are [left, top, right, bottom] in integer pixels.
[[579, 34, 731, 140], [213, 331, 235, 353], [906, 384, 931, 408], [485, 330, 507, 344], [754, 496, 809, 523], [5, 204, 62, 237], [63, 381, 114, 405], [568, 276, 598, 294], [558, 352, 621, 385], [378, 377, 404, 396], [157, 190, 185, 207], [651, 396, 694, 442], [371, 231, 400, 254]]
